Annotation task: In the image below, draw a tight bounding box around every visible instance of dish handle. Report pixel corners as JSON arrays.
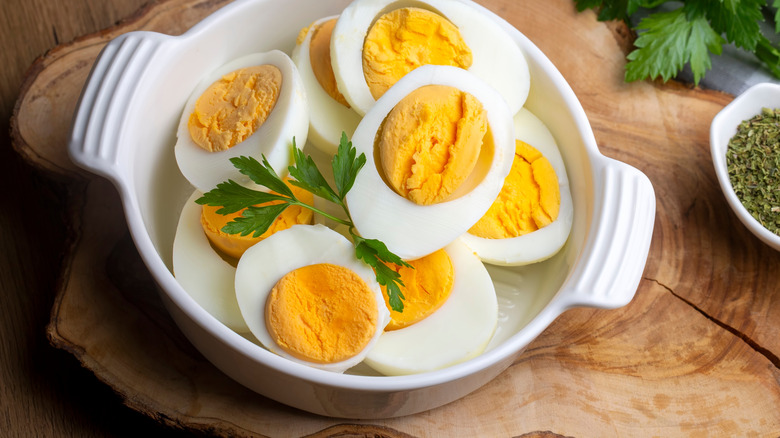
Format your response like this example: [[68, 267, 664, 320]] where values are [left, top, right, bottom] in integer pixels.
[[68, 32, 165, 183], [560, 157, 656, 310]]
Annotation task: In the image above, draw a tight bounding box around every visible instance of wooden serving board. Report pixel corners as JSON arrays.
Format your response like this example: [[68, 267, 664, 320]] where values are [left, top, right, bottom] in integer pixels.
[[12, 0, 780, 435]]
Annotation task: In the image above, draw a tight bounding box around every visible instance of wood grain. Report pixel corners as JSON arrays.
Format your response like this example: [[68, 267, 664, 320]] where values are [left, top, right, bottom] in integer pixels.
[[9, 0, 780, 436], [0, 0, 196, 436]]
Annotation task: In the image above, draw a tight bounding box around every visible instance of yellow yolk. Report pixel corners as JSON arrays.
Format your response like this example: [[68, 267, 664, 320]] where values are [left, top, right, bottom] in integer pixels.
[[469, 140, 560, 239], [188, 65, 282, 152], [380, 249, 454, 331], [200, 179, 314, 259], [378, 84, 487, 205], [265, 263, 379, 363], [308, 18, 350, 107], [362, 7, 472, 99]]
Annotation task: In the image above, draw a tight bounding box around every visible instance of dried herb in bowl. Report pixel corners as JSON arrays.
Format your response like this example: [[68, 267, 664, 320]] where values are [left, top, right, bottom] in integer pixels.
[[726, 107, 780, 236]]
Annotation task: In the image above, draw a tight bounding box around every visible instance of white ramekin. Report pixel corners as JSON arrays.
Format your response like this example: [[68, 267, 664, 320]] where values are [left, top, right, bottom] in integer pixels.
[[710, 82, 780, 252], [68, 0, 656, 418]]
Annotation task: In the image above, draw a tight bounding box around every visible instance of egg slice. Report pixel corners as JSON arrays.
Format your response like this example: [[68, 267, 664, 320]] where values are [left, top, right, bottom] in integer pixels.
[[172, 190, 249, 333], [234, 224, 390, 373], [364, 239, 498, 376], [174, 50, 309, 193], [292, 16, 362, 155], [459, 108, 574, 266], [331, 0, 530, 116], [344, 65, 515, 261]]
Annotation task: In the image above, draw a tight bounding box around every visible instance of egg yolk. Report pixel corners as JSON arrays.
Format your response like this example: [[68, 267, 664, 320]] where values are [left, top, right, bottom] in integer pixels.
[[265, 263, 379, 363], [362, 7, 472, 99], [469, 140, 560, 239], [188, 65, 282, 152], [378, 84, 487, 205], [307, 18, 350, 107], [200, 178, 314, 260], [380, 249, 454, 331]]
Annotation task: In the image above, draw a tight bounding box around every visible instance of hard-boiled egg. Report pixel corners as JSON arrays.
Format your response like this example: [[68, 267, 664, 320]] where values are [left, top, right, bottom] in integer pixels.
[[173, 181, 314, 331], [292, 16, 361, 155], [174, 50, 309, 193], [331, 0, 530, 116], [172, 190, 248, 332], [345, 65, 515, 260], [364, 238, 498, 375], [459, 108, 573, 265], [234, 224, 390, 373]]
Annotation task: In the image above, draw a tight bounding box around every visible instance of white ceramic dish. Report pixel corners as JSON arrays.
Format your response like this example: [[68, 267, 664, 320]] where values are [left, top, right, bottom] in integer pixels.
[[711, 82, 780, 251], [68, 0, 655, 418]]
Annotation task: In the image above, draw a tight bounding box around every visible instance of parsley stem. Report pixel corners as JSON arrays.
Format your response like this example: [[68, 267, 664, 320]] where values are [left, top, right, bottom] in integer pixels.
[[290, 199, 353, 227]]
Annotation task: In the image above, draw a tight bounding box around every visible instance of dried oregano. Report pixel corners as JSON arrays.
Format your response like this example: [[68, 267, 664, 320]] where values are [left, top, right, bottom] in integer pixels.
[[726, 107, 780, 236]]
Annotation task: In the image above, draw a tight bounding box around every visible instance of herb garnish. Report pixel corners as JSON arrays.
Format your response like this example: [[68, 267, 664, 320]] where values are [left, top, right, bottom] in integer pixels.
[[196, 133, 410, 311], [574, 0, 780, 85], [726, 107, 780, 236]]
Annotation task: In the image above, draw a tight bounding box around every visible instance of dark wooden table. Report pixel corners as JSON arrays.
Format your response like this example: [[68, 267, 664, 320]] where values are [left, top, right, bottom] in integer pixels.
[[0, 0, 192, 435]]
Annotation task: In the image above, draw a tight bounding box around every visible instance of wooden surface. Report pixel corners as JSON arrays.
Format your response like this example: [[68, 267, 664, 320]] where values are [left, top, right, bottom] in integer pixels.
[[0, 1, 192, 436], [7, 0, 780, 436]]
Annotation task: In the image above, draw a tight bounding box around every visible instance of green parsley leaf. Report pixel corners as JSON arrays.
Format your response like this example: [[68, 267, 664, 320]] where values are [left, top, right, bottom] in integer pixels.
[[198, 132, 411, 312], [353, 234, 413, 269], [230, 155, 294, 198], [575, 0, 780, 84], [573, 0, 641, 22], [352, 235, 410, 312], [196, 179, 289, 215], [684, 0, 763, 51], [625, 9, 724, 85], [287, 140, 340, 204], [332, 132, 366, 200], [774, 0, 780, 34], [221, 203, 289, 238]]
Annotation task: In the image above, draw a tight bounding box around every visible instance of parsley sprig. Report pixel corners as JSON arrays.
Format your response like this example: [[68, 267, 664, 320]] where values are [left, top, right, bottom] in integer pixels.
[[574, 0, 780, 85], [195, 133, 410, 312]]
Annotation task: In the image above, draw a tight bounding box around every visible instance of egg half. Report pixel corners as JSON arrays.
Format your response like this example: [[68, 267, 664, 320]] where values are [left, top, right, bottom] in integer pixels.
[[174, 50, 309, 193], [364, 238, 498, 375], [234, 224, 390, 373], [459, 108, 573, 265], [172, 190, 248, 333], [345, 65, 515, 260], [292, 16, 362, 155], [330, 0, 530, 116]]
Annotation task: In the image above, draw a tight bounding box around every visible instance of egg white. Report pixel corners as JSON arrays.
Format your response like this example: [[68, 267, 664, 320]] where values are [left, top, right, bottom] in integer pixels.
[[364, 238, 498, 375], [174, 50, 309, 193], [292, 15, 362, 156], [172, 190, 249, 333], [344, 65, 515, 261], [459, 108, 574, 266], [234, 224, 390, 373], [331, 0, 530, 116]]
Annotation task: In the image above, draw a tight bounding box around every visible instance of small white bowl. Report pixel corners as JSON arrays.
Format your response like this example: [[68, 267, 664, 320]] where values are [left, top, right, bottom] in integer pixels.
[[68, 0, 656, 418], [710, 82, 780, 251]]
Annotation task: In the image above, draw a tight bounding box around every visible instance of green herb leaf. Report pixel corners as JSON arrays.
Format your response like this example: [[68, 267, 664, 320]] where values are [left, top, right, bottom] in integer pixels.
[[198, 132, 410, 312], [685, 0, 763, 51], [575, 0, 780, 84], [230, 155, 294, 198], [625, 8, 724, 85], [352, 234, 409, 312], [221, 203, 289, 237], [287, 141, 340, 204], [353, 234, 413, 269], [196, 180, 289, 215], [332, 132, 367, 199], [774, 0, 780, 34], [573, 0, 642, 22]]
